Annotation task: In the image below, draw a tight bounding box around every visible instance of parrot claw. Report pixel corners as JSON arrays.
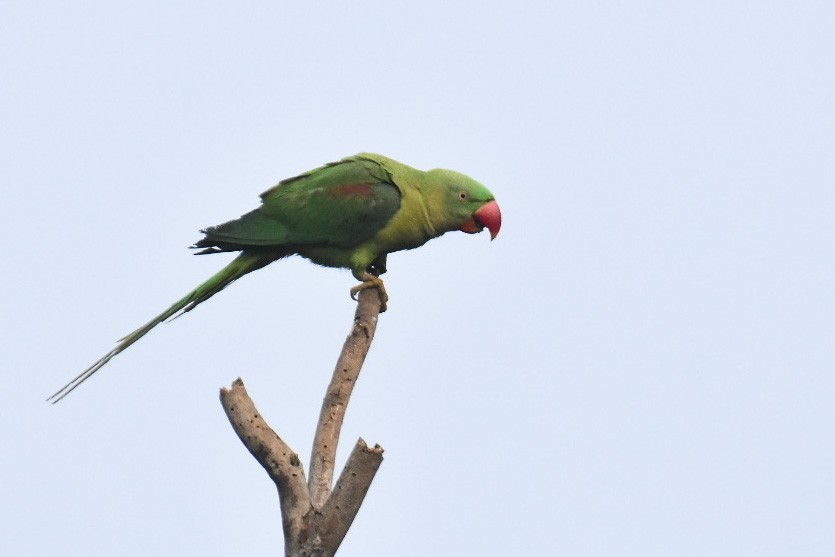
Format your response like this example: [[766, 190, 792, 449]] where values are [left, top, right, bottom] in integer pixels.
[[350, 273, 388, 312]]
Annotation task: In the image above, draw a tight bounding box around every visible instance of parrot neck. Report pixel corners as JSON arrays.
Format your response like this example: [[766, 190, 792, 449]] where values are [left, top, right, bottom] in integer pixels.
[[398, 177, 439, 241], [363, 168, 440, 254], [412, 190, 438, 238]]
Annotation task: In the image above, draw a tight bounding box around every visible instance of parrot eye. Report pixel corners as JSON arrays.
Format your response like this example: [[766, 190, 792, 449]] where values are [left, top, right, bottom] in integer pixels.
[[458, 192, 468, 200]]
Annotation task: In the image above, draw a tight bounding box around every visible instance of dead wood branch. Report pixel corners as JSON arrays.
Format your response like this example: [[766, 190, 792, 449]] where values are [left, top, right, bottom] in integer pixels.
[[219, 287, 385, 556]]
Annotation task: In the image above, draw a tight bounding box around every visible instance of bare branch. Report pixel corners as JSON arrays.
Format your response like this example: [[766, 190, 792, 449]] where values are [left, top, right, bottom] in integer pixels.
[[219, 286, 385, 556], [320, 438, 384, 549], [219, 379, 311, 542], [308, 287, 383, 507]]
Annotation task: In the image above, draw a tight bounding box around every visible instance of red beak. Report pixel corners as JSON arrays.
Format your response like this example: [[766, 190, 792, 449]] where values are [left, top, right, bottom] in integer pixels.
[[460, 199, 502, 240]]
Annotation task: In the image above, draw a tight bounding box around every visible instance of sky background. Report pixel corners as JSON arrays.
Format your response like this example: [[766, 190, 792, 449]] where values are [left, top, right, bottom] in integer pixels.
[[3, 1, 834, 555]]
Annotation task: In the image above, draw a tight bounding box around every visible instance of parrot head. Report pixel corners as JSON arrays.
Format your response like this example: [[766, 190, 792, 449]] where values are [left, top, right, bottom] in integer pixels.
[[426, 168, 502, 240]]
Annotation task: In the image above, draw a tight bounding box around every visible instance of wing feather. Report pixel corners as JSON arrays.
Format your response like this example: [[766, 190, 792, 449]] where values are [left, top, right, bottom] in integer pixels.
[[194, 156, 401, 252]]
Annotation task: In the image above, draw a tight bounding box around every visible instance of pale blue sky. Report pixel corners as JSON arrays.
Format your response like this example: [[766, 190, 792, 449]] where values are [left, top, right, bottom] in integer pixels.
[[3, 1, 834, 555]]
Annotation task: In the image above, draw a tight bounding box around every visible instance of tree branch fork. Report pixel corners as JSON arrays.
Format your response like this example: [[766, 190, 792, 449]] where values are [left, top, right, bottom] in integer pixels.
[[219, 288, 385, 556]]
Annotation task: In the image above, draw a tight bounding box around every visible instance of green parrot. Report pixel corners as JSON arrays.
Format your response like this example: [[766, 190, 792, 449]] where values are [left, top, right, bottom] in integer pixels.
[[48, 153, 501, 402]]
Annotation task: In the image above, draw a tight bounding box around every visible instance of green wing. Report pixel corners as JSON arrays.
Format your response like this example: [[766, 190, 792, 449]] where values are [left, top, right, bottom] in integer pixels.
[[194, 156, 401, 252]]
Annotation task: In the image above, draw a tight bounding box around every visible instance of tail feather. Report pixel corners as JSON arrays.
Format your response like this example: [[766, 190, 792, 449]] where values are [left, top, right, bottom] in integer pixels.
[[47, 251, 281, 403]]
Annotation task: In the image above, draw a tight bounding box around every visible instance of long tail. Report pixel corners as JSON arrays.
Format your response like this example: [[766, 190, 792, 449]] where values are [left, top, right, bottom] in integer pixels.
[[47, 251, 281, 403]]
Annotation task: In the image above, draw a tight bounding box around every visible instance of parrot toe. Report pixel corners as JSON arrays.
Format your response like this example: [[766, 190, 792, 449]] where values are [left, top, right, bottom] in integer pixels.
[[350, 273, 388, 312]]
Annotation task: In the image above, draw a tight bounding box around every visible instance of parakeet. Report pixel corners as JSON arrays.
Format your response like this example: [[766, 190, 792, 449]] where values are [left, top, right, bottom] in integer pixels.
[[48, 153, 501, 402]]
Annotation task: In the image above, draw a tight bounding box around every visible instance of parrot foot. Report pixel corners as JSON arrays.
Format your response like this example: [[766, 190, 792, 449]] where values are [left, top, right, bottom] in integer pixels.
[[350, 273, 388, 312]]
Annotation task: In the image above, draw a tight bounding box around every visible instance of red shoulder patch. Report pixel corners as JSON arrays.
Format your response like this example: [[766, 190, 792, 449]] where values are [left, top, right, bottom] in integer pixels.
[[331, 182, 375, 198]]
